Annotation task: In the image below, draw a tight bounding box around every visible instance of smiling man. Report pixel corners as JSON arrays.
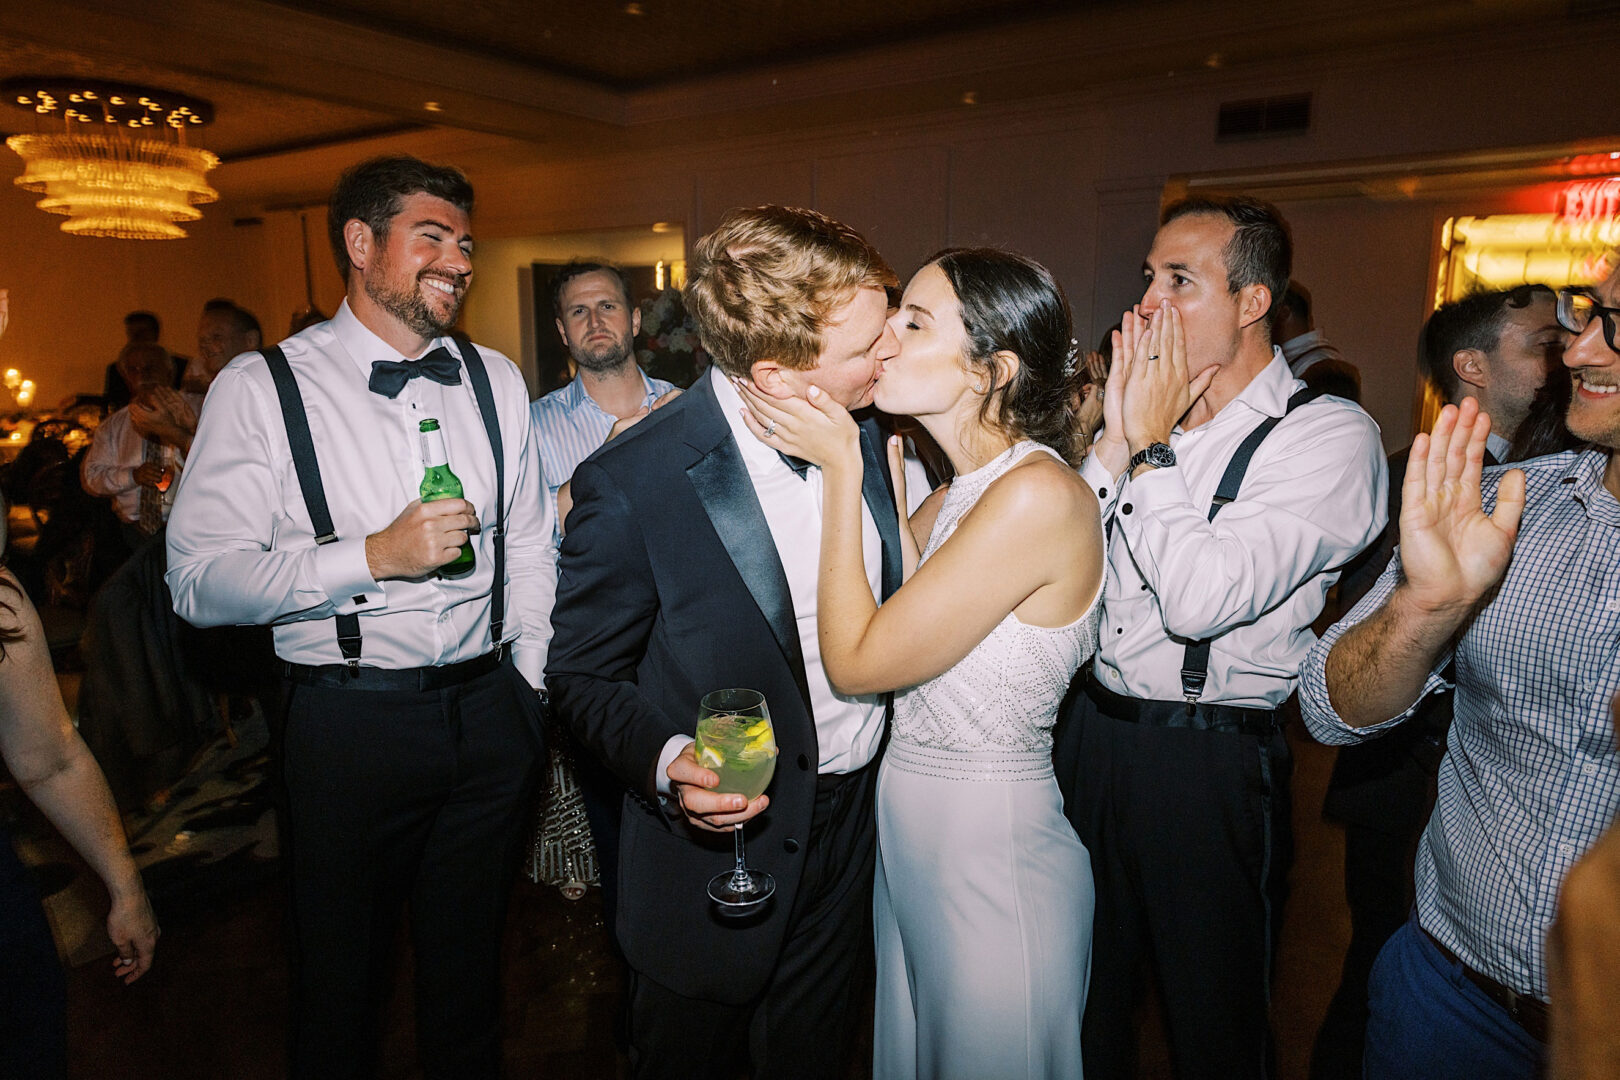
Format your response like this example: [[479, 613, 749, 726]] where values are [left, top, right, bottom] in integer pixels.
[[167, 156, 554, 1079], [1300, 263, 1620, 1080], [546, 205, 902, 1080]]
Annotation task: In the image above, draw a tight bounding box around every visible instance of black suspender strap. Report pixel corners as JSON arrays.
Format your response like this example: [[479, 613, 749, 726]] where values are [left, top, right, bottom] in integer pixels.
[[452, 333, 507, 654], [261, 338, 508, 673], [1179, 387, 1323, 703], [261, 345, 364, 671]]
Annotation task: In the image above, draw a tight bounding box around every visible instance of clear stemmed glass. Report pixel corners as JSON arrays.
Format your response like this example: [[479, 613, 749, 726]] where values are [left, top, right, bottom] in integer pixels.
[[695, 688, 779, 914]]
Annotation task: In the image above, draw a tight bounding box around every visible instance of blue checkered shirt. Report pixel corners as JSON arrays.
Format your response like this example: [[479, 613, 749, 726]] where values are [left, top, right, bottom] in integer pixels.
[[1300, 448, 1620, 1001], [529, 370, 676, 547]]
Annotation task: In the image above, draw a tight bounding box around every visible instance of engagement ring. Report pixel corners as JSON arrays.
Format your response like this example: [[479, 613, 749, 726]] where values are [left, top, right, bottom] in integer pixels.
[[765, 421, 777, 438]]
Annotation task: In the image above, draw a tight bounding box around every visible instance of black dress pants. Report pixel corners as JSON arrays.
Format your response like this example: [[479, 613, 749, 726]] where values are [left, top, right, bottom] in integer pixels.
[[623, 764, 878, 1080], [280, 661, 543, 1080], [1056, 686, 1290, 1080]]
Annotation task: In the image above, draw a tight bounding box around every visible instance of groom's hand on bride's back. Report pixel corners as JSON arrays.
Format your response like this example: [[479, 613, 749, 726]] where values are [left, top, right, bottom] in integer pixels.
[[667, 744, 770, 833]]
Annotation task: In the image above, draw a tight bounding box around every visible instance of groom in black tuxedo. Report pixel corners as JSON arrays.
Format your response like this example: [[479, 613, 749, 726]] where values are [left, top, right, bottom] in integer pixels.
[[546, 205, 903, 1080]]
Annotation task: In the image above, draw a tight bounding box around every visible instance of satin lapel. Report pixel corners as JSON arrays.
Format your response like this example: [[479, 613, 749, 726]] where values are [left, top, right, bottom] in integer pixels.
[[685, 383, 811, 711], [859, 421, 903, 600]]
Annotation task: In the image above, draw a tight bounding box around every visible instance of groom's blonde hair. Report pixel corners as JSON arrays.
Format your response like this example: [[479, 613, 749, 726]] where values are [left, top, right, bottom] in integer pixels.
[[684, 205, 897, 379]]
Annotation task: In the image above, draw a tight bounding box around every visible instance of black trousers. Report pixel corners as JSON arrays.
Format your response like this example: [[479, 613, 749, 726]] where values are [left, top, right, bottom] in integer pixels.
[[0, 828, 67, 1080], [1055, 683, 1291, 1080], [280, 660, 543, 1080], [623, 764, 878, 1080]]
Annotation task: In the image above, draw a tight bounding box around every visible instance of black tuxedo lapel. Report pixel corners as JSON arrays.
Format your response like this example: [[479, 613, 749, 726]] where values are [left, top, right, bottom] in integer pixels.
[[858, 420, 903, 600], [684, 377, 813, 713]]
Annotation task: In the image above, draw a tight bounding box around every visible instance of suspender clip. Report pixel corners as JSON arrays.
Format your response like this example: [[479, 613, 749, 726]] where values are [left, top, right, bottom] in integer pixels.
[[313, 532, 338, 545]]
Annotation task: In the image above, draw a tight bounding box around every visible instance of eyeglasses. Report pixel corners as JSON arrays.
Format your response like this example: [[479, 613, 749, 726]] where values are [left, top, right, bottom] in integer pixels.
[[1556, 286, 1620, 351]]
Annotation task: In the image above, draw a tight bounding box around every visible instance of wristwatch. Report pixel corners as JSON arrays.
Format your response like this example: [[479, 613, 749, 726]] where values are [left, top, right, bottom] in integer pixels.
[[1129, 442, 1176, 471]]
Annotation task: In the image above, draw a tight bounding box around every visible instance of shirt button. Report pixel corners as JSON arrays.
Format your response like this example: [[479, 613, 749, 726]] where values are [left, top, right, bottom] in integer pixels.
[[1582, 761, 1599, 776], [1121, 503, 1133, 515], [1558, 842, 1576, 857], [1116, 627, 1124, 635], [1098, 487, 1108, 499]]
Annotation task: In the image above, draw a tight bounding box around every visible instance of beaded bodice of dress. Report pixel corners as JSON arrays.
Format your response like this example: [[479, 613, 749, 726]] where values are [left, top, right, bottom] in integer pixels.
[[891, 441, 1102, 753]]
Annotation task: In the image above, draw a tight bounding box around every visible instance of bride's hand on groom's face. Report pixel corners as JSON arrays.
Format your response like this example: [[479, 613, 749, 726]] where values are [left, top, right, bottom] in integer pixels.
[[668, 744, 770, 833], [734, 378, 862, 471]]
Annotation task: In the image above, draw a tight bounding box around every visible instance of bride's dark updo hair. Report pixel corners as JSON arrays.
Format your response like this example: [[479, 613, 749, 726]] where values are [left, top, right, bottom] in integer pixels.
[[927, 248, 1085, 465]]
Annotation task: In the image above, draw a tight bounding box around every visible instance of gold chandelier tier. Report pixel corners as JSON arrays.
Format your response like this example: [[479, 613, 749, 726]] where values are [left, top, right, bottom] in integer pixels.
[[8, 133, 219, 240], [4, 77, 220, 240]]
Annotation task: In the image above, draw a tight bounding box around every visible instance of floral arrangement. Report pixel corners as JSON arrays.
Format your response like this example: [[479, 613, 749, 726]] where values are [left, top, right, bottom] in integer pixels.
[[636, 287, 709, 389]]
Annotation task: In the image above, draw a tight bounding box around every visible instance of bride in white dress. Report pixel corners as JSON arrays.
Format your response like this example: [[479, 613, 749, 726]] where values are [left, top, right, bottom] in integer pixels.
[[737, 248, 1105, 1079]]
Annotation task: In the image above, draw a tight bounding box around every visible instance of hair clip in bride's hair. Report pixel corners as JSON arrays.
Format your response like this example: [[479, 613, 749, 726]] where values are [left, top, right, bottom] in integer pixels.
[[1062, 338, 1080, 378]]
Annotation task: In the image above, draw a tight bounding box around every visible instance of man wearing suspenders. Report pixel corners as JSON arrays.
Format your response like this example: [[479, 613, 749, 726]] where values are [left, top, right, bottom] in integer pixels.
[[1053, 196, 1386, 1079], [167, 156, 555, 1079]]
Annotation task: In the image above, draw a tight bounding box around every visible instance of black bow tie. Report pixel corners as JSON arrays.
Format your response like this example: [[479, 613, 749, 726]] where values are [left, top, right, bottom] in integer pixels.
[[777, 450, 812, 480], [368, 346, 462, 398]]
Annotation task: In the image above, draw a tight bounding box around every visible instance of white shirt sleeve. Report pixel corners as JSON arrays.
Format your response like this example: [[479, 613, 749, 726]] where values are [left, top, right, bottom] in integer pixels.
[[1115, 405, 1387, 642], [1078, 443, 1126, 521], [500, 367, 557, 689], [80, 412, 138, 498], [165, 365, 387, 628]]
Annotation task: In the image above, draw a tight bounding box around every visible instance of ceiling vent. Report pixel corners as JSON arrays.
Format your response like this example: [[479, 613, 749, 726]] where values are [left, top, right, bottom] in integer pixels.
[[1217, 93, 1312, 141]]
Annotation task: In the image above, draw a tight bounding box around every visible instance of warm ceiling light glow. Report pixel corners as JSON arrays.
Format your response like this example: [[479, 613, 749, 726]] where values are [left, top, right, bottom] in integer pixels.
[[423, 101, 443, 112], [960, 90, 978, 106], [4, 78, 219, 240], [623, 2, 644, 13]]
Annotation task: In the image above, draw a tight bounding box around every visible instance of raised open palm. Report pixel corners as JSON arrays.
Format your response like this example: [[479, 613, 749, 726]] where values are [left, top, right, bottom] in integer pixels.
[[1398, 398, 1525, 613]]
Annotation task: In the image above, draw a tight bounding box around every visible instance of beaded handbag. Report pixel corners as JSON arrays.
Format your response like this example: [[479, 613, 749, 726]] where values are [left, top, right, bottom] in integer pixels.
[[526, 716, 599, 900]]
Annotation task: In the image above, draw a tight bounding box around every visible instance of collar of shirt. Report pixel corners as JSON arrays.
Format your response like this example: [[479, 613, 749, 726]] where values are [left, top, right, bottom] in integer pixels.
[[1169, 347, 1296, 446], [558, 368, 664, 419], [1485, 431, 1512, 465], [1279, 330, 1323, 365], [329, 298, 451, 382], [710, 367, 806, 479], [1561, 446, 1620, 527]]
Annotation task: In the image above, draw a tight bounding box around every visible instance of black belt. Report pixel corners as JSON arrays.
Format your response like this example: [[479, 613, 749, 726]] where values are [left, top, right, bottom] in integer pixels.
[[282, 649, 503, 692], [1084, 664, 1281, 737], [1419, 925, 1548, 1042]]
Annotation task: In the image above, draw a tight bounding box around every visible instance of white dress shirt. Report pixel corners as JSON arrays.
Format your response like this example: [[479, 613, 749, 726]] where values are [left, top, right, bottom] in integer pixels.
[[1078, 349, 1386, 708], [657, 367, 885, 792], [81, 404, 189, 524], [165, 300, 556, 687]]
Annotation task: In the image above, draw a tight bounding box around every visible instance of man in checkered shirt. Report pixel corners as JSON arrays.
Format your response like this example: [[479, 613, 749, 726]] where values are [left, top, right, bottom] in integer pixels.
[[1299, 264, 1620, 1079]]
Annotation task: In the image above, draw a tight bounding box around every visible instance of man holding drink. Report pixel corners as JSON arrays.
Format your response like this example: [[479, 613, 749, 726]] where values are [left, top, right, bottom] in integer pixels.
[[546, 205, 903, 1080]]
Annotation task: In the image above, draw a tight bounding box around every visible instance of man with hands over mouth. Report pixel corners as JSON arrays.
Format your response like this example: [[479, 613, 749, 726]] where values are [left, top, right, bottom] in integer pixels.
[[1054, 195, 1386, 1080]]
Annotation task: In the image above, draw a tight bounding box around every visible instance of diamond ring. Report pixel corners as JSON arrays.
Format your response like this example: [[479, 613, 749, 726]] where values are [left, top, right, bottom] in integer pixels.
[[764, 421, 777, 438]]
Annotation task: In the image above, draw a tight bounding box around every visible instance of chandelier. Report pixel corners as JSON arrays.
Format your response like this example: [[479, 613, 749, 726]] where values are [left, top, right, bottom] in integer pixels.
[[4, 78, 219, 240]]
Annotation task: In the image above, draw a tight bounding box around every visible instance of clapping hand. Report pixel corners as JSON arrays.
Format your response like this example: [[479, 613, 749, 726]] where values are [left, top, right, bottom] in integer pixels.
[[1397, 398, 1524, 616], [1121, 303, 1217, 463], [734, 379, 862, 473]]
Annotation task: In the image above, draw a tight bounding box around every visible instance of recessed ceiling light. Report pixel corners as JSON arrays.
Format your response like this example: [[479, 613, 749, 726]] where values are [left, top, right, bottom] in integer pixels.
[[960, 90, 978, 106], [624, 2, 644, 14], [423, 101, 444, 112]]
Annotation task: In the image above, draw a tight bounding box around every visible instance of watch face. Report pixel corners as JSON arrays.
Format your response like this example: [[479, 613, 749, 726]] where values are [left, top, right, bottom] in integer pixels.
[[1147, 443, 1176, 468]]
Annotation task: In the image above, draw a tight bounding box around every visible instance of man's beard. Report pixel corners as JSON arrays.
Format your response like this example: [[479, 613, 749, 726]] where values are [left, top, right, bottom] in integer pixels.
[[367, 258, 463, 338], [570, 334, 634, 374]]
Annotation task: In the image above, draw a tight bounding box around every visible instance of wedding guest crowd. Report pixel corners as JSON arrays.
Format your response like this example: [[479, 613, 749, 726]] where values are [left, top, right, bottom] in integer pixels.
[[6, 147, 1614, 1080]]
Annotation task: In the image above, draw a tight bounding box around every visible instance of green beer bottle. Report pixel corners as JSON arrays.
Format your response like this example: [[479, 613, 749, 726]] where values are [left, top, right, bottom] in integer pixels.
[[417, 418, 475, 576]]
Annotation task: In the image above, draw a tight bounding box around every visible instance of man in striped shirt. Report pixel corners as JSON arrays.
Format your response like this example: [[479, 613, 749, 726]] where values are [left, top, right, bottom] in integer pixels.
[[528, 261, 676, 923], [529, 262, 678, 545], [1299, 265, 1620, 1079]]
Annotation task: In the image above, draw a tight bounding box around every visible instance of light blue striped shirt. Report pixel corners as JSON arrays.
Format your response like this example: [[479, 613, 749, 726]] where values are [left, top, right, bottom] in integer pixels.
[[529, 370, 677, 546], [1300, 448, 1620, 1000]]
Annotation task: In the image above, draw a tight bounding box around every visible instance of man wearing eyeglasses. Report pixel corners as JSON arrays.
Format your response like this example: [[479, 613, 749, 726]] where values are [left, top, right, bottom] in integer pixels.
[[1298, 266, 1620, 1080]]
